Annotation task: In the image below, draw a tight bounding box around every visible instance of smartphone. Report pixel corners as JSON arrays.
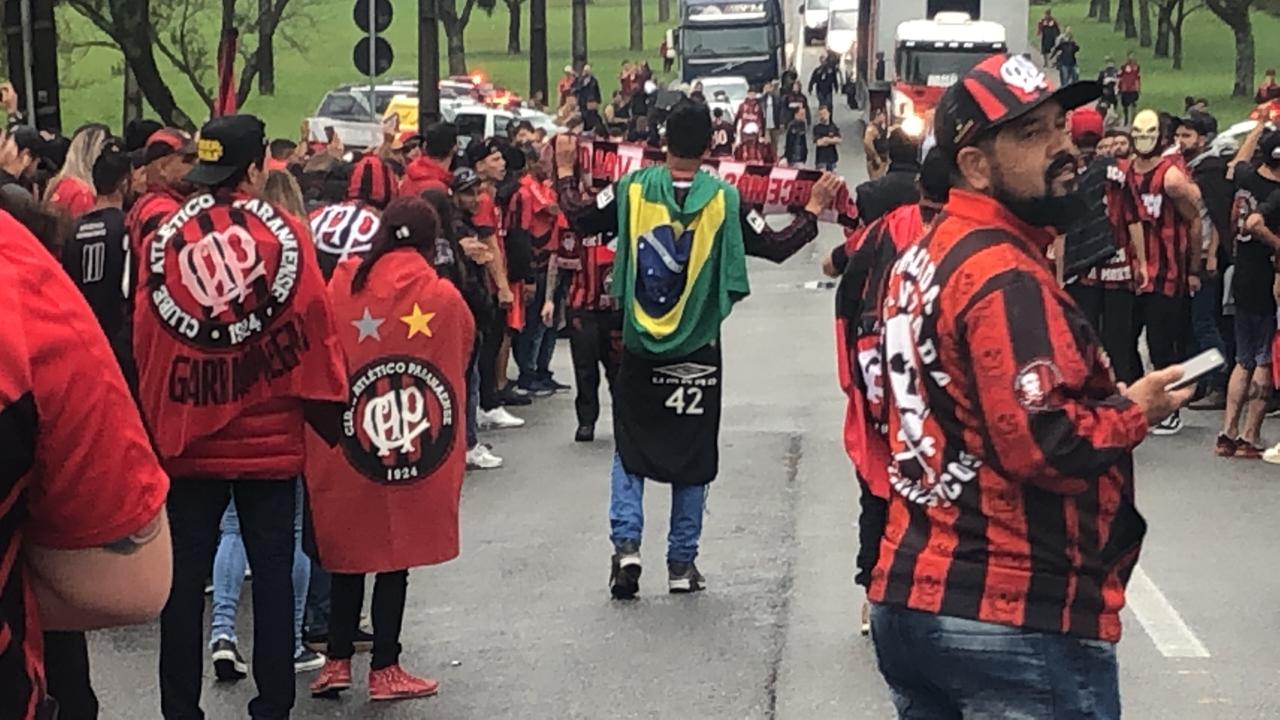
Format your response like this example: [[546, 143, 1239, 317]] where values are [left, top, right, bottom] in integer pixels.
[[1166, 348, 1226, 391]]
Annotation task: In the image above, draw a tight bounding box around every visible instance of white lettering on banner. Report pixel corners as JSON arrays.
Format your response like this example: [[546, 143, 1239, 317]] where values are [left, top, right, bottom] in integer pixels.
[[178, 226, 269, 315], [363, 386, 431, 457]]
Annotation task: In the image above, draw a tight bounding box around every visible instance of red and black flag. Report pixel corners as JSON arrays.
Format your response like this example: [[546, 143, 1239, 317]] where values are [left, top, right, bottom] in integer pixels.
[[213, 29, 239, 118]]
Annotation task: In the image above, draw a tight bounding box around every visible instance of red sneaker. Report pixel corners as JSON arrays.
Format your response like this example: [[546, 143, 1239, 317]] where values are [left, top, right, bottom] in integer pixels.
[[368, 664, 440, 701], [1235, 440, 1264, 459], [310, 658, 352, 697], [1215, 434, 1238, 457]]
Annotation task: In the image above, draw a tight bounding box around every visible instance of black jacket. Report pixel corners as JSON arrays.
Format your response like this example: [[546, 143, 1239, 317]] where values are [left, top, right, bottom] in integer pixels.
[[1188, 150, 1235, 264], [854, 162, 920, 224]]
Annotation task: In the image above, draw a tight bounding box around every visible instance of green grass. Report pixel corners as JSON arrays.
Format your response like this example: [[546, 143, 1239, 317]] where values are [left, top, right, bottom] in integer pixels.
[[1028, 0, 1280, 123], [55, 0, 672, 134]]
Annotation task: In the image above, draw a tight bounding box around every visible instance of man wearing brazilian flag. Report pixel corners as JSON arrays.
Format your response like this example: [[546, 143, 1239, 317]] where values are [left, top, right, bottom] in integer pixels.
[[554, 99, 842, 598]]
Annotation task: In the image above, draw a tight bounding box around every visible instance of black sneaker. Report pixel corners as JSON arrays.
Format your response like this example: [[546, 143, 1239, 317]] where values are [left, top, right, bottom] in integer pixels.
[[574, 424, 595, 442], [294, 648, 326, 673], [667, 561, 706, 594], [499, 387, 533, 406], [545, 376, 572, 392], [1151, 411, 1183, 436], [211, 638, 248, 681], [609, 542, 642, 599]]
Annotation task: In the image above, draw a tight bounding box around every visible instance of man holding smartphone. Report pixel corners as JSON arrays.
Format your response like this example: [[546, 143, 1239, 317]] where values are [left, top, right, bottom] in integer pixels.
[[868, 55, 1193, 718]]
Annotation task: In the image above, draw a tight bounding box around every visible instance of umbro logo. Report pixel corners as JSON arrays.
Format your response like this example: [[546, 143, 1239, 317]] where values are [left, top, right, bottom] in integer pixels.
[[653, 362, 718, 381]]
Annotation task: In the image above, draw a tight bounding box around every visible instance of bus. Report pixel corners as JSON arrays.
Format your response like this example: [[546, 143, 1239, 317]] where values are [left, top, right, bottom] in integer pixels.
[[677, 0, 786, 86]]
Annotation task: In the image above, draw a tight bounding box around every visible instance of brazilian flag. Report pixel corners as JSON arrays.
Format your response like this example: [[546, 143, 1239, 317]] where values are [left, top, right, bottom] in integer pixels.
[[613, 166, 750, 358]]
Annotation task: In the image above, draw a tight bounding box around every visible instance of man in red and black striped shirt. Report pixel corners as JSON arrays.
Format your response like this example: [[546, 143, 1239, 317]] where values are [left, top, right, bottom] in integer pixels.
[[869, 54, 1193, 718], [1128, 109, 1204, 435], [541, 212, 622, 442]]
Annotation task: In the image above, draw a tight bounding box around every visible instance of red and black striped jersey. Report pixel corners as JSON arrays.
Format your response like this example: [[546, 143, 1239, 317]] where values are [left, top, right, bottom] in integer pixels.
[[1079, 156, 1139, 290], [870, 189, 1150, 643], [1129, 155, 1191, 298], [559, 229, 617, 312]]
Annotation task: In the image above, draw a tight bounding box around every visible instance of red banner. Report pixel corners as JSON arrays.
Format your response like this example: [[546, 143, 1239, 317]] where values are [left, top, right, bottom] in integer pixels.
[[575, 138, 857, 226]]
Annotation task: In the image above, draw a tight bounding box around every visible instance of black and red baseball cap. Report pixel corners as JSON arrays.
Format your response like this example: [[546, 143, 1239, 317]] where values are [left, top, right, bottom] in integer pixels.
[[347, 154, 397, 210], [139, 128, 197, 166], [935, 53, 1101, 157]]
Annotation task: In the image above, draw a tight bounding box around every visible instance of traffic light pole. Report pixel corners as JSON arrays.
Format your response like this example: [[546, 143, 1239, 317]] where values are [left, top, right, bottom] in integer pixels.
[[419, 0, 441, 128], [529, 0, 547, 103], [366, 0, 377, 123]]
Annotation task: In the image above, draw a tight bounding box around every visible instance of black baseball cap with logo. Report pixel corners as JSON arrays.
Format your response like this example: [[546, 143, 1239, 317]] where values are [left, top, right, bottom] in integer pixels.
[[185, 114, 268, 188], [1261, 131, 1280, 164], [935, 53, 1101, 158]]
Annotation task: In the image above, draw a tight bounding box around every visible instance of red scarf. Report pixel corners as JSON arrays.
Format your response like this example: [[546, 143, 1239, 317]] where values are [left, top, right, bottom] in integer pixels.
[[307, 250, 475, 572], [132, 192, 347, 460]]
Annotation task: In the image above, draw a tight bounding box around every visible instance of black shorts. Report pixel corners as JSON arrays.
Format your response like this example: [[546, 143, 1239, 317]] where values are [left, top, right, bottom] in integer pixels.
[[1120, 91, 1140, 107]]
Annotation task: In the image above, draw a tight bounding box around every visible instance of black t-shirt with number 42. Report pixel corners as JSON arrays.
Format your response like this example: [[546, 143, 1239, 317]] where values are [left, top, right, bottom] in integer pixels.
[[613, 344, 723, 486]]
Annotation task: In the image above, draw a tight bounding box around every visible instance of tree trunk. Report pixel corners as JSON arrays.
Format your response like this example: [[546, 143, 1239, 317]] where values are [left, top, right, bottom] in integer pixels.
[[529, 0, 547, 100], [1154, 1, 1172, 57], [1228, 12, 1254, 96], [658, 0, 669, 23], [571, 0, 587, 71], [1138, 0, 1152, 46], [444, 19, 467, 73], [1116, 0, 1137, 37], [99, 0, 196, 129], [506, 0, 521, 54], [259, 0, 275, 94], [629, 0, 642, 52], [1098, 0, 1111, 22], [123, 62, 143, 128], [1088, 0, 1100, 18], [1172, 17, 1184, 68]]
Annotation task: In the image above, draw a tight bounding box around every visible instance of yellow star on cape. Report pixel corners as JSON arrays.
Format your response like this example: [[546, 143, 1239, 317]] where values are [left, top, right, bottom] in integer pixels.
[[400, 303, 436, 339]]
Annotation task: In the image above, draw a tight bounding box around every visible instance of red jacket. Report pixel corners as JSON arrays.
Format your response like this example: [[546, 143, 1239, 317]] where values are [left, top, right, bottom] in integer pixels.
[[47, 176, 95, 218], [870, 190, 1149, 643], [400, 157, 453, 197]]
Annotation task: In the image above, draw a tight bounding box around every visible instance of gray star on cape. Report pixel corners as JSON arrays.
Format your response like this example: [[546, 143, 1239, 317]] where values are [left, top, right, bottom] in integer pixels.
[[351, 307, 385, 343]]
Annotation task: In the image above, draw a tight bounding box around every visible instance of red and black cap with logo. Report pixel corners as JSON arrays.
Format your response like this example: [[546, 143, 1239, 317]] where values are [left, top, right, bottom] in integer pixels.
[[347, 154, 397, 210], [935, 53, 1101, 157]]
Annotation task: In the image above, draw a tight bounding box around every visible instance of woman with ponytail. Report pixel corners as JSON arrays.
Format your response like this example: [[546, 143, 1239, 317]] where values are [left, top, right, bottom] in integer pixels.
[[306, 196, 475, 702]]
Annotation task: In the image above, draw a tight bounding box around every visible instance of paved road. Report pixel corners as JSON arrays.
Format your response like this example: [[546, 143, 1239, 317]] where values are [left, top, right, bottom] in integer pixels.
[[88, 37, 1280, 720]]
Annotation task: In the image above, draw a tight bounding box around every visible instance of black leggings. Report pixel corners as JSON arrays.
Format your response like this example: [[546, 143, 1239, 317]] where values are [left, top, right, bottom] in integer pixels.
[[1068, 284, 1139, 384], [329, 571, 409, 670], [477, 309, 507, 411]]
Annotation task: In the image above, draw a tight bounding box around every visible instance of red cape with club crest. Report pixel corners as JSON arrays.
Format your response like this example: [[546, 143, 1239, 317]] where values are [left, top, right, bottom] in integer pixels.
[[133, 192, 347, 467], [307, 249, 475, 573]]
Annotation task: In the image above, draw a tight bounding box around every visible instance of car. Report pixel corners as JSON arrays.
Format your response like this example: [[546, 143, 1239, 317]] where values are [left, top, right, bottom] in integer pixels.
[[307, 81, 419, 149], [445, 105, 561, 146], [692, 75, 750, 118]]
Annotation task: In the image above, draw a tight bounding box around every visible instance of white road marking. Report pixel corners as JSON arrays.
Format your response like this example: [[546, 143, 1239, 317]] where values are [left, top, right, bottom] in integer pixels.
[[1127, 566, 1210, 658]]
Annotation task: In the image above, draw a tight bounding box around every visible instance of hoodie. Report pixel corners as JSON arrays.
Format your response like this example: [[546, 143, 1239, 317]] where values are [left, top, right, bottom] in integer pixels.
[[400, 156, 453, 197]]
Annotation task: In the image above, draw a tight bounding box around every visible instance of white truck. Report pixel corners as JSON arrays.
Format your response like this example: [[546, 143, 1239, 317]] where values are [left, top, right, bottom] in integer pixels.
[[849, 0, 1029, 120]]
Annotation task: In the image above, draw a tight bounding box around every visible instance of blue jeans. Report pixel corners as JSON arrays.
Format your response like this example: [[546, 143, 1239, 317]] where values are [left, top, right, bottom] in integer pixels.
[[608, 451, 707, 563], [870, 604, 1120, 720], [209, 479, 309, 656], [1191, 271, 1228, 389], [1059, 63, 1079, 86], [515, 271, 551, 386]]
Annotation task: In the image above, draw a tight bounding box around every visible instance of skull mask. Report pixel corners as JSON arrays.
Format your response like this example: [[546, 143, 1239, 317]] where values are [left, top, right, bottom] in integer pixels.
[[1131, 109, 1162, 157]]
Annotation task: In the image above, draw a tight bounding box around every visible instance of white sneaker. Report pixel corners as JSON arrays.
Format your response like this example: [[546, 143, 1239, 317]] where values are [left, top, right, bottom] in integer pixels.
[[479, 407, 525, 429], [466, 444, 504, 469], [1263, 442, 1280, 465]]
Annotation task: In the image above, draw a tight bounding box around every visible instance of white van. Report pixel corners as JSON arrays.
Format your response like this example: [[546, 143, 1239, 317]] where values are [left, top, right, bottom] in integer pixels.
[[800, 0, 831, 44]]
